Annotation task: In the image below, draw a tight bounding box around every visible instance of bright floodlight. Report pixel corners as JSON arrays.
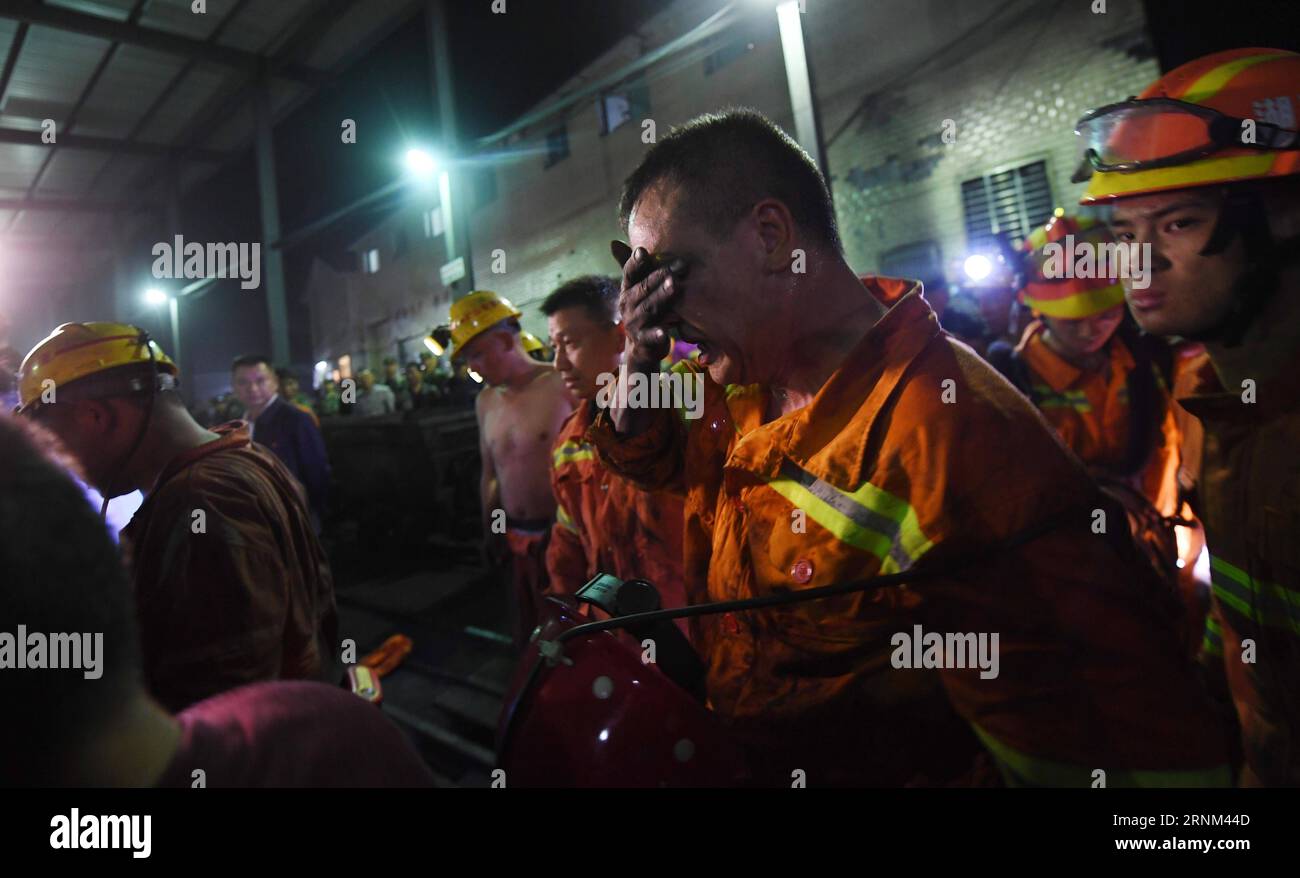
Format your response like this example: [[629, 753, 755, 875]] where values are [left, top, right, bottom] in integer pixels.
[[963, 254, 993, 282], [144, 287, 168, 307], [404, 148, 438, 181]]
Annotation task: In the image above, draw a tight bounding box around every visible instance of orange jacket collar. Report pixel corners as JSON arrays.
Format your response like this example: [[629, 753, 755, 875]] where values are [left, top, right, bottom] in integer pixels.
[[724, 276, 930, 489]]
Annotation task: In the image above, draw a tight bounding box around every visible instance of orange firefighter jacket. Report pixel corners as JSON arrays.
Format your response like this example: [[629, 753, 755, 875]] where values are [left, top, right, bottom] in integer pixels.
[[1179, 351, 1300, 786], [547, 401, 689, 616], [1016, 320, 1182, 515], [588, 277, 1229, 786]]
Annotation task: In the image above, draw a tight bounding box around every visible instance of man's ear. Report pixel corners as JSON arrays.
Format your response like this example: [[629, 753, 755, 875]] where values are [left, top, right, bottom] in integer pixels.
[[75, 399, 117, 436], [752, 198, 798, 273]]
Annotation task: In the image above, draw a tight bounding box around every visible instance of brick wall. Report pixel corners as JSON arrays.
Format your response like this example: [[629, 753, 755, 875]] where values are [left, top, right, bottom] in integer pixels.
[[309, 0, 1160, 360], [816, 0, 1159, 279]]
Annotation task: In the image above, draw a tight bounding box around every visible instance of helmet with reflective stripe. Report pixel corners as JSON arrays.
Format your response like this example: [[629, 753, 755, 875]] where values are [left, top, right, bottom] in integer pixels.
[[448, 290, 522, 361], [17, 322, 177, 415], [1079, 48, 1300, 204], [1019, 212, 1127, 318]]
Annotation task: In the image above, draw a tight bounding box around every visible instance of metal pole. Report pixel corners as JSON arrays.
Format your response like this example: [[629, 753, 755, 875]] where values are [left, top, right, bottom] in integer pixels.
[[168, 295, 181, 368], [164, 161, 184, 374], [429, 0, 474, 293], [776, 1, 830, 191], [253, 69, 292, 365]]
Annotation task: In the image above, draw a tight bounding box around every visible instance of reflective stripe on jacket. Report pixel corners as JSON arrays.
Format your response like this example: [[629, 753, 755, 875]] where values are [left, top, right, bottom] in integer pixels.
[[590, 278, 1229, 786]]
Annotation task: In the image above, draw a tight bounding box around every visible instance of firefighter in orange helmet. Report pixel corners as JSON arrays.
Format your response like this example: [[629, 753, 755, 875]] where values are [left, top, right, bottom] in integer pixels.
[[990, 212, 1183, 516], [1078, 47, 1300, 785]]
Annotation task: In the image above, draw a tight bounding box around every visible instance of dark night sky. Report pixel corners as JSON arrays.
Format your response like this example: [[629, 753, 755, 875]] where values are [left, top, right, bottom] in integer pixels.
[[174, 0, 676, 388], [167, 0, 1300, 391]]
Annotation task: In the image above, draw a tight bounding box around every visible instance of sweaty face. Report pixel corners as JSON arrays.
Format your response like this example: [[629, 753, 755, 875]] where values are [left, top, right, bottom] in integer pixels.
[[232, 363, 278, 412], [33, 400, 129, 496], [1109, 190, 1245, 337], [628, 184, 773, 387], [460, 329, 515, 386], [1042, 305, 1125, 358], [548, 307, 623, 400]]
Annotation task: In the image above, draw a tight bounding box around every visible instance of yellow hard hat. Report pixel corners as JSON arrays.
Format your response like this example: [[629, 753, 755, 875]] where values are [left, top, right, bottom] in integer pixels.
[[448, 290, 521, 360], [17, 322, 177, 415], [520, 331, 545, 354]]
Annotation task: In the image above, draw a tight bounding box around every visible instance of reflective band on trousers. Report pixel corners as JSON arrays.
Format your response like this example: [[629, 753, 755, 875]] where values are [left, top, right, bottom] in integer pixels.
[[555, 503, 578, 533], [553, 440, 595, 469], [1210, 555, 1300, 635], [764, 459, 933, 575], [1202, 613, 1224, 658], [972, 725, 1232, 788]]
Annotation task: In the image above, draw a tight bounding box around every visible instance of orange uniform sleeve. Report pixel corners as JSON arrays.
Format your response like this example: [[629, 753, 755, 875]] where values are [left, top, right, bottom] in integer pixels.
[[586, 405, 688, 495], [546, 499, 590, 597]]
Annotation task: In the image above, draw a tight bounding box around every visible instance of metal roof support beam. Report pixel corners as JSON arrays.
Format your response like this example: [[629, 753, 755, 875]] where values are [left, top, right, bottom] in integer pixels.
[[0, 0, 325, 84], [0, 125, 231, 162], [253, 72, 290, 365], [0, 197, 155, 212]]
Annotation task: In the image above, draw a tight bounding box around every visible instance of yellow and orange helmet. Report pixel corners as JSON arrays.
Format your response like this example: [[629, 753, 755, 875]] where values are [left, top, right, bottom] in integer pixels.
[[1019, 212, 1126, 318], [16, 322, 177, 415], [1078, 48, 1300, 204], [447, 290, 522, 361]]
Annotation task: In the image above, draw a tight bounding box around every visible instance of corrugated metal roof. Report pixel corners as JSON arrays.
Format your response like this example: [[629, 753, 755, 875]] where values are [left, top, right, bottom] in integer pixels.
[[0, 0, 423, 296]]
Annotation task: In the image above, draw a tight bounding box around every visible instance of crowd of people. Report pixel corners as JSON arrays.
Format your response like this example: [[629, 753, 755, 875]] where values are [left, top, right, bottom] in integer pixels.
[[196, 354, 480, 428], [2, 46, 1297, 787]]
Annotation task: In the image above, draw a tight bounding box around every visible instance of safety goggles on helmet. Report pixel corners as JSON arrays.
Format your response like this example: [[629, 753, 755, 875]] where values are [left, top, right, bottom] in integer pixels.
[[1076, 97, 1300, 173]]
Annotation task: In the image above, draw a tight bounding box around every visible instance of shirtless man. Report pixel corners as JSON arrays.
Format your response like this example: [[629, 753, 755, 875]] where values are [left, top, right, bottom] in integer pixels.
[[449, 291, 574, 647]]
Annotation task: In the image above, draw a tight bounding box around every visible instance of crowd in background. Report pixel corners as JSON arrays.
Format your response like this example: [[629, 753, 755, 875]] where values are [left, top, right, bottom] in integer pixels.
[[194, 351, 481, 428]]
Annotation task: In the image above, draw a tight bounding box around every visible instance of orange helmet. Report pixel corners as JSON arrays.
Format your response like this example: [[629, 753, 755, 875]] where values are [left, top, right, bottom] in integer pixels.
[[1078, 48, 1300, 203], [1019, 212, 1126, 318]]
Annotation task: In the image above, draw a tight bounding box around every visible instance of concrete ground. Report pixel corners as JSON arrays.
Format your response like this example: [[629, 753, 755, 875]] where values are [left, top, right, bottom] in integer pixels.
[[333, 540, 518, 787]]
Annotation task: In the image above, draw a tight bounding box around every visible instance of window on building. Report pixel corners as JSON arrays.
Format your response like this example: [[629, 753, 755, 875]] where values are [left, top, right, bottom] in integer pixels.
[[598, 76, 650, 135], [545, 124, 569, 168], [960, 160, 1054, 250], [423, 207, 444, 238], [362, 248, 380, 273]]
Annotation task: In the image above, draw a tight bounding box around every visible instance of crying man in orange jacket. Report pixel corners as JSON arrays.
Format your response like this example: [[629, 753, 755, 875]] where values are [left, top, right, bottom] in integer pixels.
[[588, 108, 1231, 787]]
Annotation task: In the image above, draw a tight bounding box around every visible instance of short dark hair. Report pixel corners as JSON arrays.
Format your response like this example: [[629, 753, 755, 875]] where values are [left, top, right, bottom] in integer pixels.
[[231, 354, 272, 373], [540, 275, 619, 324], [0, 418, 143, 783], [618, 108, 840, 251]]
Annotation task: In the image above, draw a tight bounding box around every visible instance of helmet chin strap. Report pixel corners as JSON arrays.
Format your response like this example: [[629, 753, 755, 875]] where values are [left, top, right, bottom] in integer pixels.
[[99, 330, 162, 519]]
